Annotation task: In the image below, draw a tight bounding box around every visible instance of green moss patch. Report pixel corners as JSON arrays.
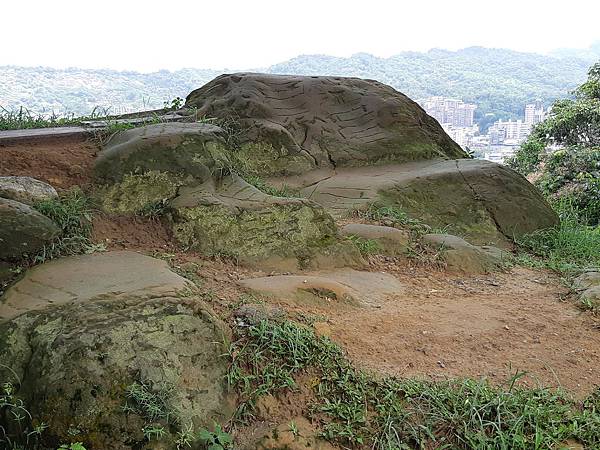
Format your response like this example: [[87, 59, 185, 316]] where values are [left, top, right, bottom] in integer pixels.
[[99, 171, 184, 214], [172, 203, 345, 267]]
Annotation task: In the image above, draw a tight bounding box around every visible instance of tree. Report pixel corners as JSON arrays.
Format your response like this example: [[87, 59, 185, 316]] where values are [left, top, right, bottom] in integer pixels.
[[508, 61, 600, 224]]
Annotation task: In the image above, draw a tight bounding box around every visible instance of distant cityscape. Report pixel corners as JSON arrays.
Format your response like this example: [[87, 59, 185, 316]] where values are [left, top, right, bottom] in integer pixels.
[[420, 97, 548, 164]]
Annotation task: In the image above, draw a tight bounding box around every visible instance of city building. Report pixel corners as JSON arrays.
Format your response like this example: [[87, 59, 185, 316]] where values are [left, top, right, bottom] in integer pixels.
[[487, 119, 531, 145], [524, 100, 546, 125], [420, 96, 477, 127]]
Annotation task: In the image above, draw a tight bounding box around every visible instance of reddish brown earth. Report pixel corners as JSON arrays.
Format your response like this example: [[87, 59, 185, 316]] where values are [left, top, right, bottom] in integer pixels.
[[2, 136, 600, 399], [0, 135, 97, 189]]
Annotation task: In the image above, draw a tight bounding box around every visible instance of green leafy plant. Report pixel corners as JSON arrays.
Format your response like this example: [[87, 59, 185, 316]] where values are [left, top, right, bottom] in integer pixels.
[[0, 371, 47, 449], [142, 425, 167, 441], [123, 381, 175, 424], [346, 235, 381, 255], [57, 443, 87, 450], [197, 424, 233, 450], [516, 200, 600, 274]]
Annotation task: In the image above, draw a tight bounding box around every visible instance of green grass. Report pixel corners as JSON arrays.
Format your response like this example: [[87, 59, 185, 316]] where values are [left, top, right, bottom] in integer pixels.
[[353, 204, 432, 235], [346, 235, 382, 255], [516, 202, 600, 275], [33, 188, 102, 263], [228, 320, 600, 449], [242, 175, 301, 198], [0, 106, 91, 130]]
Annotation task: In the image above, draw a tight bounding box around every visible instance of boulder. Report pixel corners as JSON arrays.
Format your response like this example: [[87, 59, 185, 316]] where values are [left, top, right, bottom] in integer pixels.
[[0, 176, 58, 205], [573, 271, 600, 291], [0, 251, 235, 449], [0, 197, 59, 261], [422, 233, 511, 273], [185, 73, 466, 176], [296, 159, 558, 245], [581, 286, 600, 307], [94, 123, 360, 270], [340, 223, 409, 256], [94, 122, 229, 184]]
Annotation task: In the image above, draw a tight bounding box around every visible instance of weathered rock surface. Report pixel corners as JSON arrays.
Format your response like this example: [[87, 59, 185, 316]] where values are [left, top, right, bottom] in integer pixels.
[[94, 123, 360, 270], [340, 223, 409, 256], [422, 233, 511, 273], [0, 250, 190, 320], [580, 286, 600, 306], [286, 159, 558, 244], [95, 122, 229, 184], [573, 271, 600, 291], [0, 197, 59, 261], [0, 251, 234, 449], [239, 269, 405, 307], [185, 73, 466, 176], [0, 176, 58, 205]]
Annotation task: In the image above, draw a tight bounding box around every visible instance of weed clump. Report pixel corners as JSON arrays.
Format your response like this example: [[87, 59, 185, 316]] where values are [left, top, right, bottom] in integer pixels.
[[33, 188, 101, 263]]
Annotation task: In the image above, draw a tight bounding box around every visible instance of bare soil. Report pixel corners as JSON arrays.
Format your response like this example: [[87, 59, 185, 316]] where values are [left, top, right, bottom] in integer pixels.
[[3, 137, 600, 399], [0, 135, 97, 190]]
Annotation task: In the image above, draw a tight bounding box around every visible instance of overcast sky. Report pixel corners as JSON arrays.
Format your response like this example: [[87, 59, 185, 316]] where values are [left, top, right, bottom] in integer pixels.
[[2, 0, 599, 72]]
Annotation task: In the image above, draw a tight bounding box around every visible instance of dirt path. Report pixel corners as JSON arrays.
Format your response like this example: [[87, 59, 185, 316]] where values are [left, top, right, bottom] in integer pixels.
[[270, 261, 600, 396]]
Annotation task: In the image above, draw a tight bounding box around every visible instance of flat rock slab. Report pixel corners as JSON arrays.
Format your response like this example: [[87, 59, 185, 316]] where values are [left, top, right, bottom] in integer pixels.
[[0, 250, 190, 321], [423, 233, 511, 273], [0, 126, 92, 144], [340, 223, 409, 255], [281, 159, 557, 245], [239, 269, 405, 307]]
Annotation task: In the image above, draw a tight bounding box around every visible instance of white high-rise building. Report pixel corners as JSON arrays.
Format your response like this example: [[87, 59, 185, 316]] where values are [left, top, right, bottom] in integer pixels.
[[421, 97, 477, 127], [524, 100, 546, 125]]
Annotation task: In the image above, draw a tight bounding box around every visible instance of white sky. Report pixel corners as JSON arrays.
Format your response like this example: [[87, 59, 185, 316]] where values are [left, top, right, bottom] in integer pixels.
[[2, 0, 599, 72]]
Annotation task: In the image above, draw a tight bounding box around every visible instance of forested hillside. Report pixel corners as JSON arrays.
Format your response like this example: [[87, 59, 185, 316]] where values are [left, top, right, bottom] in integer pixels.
[[1, 46, 595, 128]]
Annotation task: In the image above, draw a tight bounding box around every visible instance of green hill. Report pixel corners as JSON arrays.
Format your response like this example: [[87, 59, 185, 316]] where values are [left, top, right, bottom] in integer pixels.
[[0, 46, 595, 130]]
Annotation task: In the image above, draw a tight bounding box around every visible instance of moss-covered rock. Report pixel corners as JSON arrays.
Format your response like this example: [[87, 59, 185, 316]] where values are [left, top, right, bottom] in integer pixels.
[[94, 122, 233, 184], [99, 171, 184, 214], [94, 123, 358, 268], [0, 197, 60, 261], [172, 203, 360, 270], [0, 251, 235, 449]]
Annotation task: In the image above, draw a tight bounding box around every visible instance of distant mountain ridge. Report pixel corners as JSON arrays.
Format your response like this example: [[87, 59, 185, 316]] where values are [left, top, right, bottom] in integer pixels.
[[1, 45, 598, 129]]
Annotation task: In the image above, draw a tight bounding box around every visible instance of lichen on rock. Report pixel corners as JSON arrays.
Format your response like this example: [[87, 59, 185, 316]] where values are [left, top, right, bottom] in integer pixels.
[[172, 202, 358, 269], [99, 170, 184, 214]]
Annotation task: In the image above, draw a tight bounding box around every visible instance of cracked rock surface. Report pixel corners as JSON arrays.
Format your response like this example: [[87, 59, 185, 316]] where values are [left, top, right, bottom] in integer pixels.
[[185, 73, 466, 175]]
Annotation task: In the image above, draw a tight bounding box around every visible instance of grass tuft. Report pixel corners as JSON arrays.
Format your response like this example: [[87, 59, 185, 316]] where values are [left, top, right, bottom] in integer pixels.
[[33, 188, 102, 263], [516, 201, 600, 275]]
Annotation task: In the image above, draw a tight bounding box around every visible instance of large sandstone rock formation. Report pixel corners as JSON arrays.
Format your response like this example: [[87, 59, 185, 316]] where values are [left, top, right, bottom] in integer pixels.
[[94, 123, 360, 270], [281, 159, 558, 245], [185, 73, 466, 175], [0, 251, 234, 449], [182, 73, 557, 244]]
